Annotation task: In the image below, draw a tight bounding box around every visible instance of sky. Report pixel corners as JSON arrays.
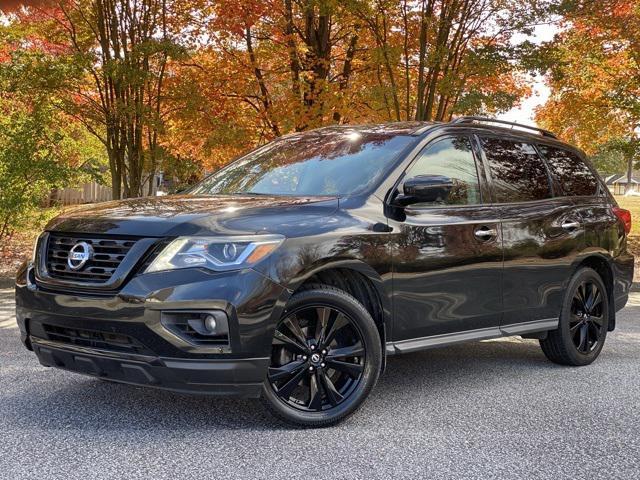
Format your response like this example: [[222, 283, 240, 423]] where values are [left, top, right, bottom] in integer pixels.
[[497, 23, 560, 127]]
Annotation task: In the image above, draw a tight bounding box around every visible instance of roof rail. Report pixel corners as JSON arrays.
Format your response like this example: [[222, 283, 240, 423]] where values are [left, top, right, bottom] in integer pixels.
[[451, 116, 557, 139]]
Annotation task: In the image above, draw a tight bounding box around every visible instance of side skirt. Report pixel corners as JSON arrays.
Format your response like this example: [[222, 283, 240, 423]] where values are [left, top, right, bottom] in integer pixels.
[[385, 318, 559, 355]]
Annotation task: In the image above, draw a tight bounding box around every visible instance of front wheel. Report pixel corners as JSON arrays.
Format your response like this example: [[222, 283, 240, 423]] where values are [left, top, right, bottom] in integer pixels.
[[261, 285, 382, 427], [540, 267, 609, 366]]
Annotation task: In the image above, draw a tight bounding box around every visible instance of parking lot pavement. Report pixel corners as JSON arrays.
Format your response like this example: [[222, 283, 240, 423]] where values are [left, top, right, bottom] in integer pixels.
[[1, 287, 639, 480]]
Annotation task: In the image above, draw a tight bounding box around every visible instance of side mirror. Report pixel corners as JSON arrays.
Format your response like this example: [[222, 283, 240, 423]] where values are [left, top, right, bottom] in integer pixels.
[[396, 175, 453, 205]]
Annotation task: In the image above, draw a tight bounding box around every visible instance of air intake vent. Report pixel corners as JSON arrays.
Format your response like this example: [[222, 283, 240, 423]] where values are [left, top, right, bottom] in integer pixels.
[[45, 234, 139, 284], [42, 324, 153, 356]]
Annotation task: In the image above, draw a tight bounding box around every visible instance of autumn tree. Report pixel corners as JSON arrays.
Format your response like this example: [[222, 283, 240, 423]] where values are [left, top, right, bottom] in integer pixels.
[[536, 0, 640, 188], [351, 0, 541, 122], [0, 56, 103, 238], [164, 0, 547, 170], [3, 0, 556, 188], [0, 8, 108, 239], [200, 0, 366, 133], [6, 0, 189, 199]]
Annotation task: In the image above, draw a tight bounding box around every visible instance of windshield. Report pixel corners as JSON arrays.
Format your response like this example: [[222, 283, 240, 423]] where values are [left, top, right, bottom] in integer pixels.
[[189, 129, 415, 197]]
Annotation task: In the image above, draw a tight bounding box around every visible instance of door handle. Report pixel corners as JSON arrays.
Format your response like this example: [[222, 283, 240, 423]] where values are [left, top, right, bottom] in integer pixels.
[[474, 226, 497, 240], [561, 221, 580, 231]]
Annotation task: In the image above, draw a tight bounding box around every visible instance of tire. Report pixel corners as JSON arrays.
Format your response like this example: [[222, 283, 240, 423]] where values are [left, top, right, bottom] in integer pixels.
[[540, 267, 609, 366], [261, 285, 382, 427]]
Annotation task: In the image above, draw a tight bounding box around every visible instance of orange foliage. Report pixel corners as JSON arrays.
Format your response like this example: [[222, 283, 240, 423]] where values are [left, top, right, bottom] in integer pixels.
[[2, 0, 550, 184], [535, 0, 640, 154]]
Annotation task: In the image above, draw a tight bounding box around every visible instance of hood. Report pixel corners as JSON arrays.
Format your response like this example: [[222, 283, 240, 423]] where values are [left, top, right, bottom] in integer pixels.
[[45, 194, 339, 237]]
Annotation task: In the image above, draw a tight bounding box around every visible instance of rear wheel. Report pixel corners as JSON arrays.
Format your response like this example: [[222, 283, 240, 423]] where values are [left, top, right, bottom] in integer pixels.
[[261, 285, 381, 427], [540, 267, 609, 366]]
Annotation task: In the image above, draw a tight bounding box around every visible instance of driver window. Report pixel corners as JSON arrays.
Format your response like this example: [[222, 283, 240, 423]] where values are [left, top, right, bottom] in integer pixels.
[[404, 136, 481, 206]]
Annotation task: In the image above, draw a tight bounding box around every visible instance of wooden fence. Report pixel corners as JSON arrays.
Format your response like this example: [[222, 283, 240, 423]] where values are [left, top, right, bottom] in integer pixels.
[[48, 182, 113, 206], [47, 175, 161, 206]]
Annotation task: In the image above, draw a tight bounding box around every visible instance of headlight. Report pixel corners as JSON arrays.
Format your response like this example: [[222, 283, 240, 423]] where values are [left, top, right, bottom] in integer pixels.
[[144, 235, 285, 273]]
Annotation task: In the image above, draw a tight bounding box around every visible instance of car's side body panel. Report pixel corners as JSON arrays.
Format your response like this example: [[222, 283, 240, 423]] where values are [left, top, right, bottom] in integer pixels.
[[388, 204, 503, 341], [498, 197, 584, 325], [380, 124, 633, 346]]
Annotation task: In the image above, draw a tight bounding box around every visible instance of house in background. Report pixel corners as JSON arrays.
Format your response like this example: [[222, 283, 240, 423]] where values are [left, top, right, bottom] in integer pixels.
[[604, 174, 640, 195]]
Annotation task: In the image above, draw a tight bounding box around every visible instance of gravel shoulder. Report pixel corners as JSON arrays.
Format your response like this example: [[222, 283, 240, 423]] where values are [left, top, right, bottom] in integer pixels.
[[1, 288, 639, 479]]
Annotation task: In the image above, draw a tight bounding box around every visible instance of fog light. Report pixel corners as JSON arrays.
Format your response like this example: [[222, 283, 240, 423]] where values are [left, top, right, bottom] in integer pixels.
[[161, 310, 230, 345], [204, 314, 217, 333]]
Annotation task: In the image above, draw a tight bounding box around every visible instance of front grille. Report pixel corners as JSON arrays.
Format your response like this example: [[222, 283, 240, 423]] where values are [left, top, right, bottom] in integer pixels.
[[45, 234, 138, 283], [42, 324, 154, 356]]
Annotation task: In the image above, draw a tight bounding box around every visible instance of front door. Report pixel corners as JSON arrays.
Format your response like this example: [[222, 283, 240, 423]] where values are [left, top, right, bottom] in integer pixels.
[[389, 134, 504, 345]]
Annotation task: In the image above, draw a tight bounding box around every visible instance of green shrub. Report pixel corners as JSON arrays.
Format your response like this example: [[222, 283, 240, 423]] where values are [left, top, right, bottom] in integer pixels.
[[0, 98, 104, 238]]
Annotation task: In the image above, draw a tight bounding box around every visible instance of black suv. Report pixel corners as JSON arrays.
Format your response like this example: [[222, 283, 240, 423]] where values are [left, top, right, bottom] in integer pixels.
[[15, 117, 634, 427]]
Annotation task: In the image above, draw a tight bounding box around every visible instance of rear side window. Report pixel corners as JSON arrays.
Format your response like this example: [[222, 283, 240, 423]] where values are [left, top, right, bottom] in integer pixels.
[[537, 145, 598, 196], [480, 137, 552, 203]]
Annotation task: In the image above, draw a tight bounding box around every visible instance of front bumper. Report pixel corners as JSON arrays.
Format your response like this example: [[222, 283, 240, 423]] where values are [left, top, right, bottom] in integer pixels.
[[15, 264, 288, 397], [31, 337, 268, 396]]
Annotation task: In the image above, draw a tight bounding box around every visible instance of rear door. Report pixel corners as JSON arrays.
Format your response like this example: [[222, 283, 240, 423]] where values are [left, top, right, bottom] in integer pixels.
[[477, 136, 584, 329], [389, 134, 504, 344], [536, 144, 614, 249]]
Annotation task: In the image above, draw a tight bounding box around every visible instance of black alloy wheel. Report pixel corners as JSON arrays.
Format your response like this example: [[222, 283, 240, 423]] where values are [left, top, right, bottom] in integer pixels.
[[569, 280, 605, 354], [261, 285, 381, 427], [269, 304, 365, 411], [540, 267, 609, 366]]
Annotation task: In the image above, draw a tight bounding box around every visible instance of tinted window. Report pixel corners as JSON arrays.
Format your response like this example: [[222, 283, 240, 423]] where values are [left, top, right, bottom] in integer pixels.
[[538, 145, 598, 196], [404, 136, 480, 206], [190, 130, 415, 196], [480, 137, 552, 202]]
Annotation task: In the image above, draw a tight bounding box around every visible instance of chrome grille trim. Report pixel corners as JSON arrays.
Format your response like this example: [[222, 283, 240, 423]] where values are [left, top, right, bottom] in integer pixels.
[[45, 234, 138, 283], [35, 232, 160, 291]]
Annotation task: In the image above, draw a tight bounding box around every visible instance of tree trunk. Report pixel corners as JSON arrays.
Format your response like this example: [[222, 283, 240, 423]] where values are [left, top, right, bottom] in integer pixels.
[[401, 0, 411, 121], [626, 154, 634, 194], [415, 0, 434, 120], [245, 25, 280, 137], [301, 2, 332, 129], [284, 0, 303, 129], [333, 34, 358, 123]]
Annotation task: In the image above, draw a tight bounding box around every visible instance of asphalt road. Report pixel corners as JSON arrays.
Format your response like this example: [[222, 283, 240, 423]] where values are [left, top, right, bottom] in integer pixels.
[[1, 288, 639, 480]]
